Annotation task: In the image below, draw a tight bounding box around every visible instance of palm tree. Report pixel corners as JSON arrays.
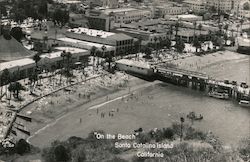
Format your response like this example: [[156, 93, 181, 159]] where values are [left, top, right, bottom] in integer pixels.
[[60, 50, 67, 84], [101, 45, 107, 68], [1, 69, 10, 100], [105, 53, 112, 70], [174, 21, 180, 40], [138, 36, 142, 53], [95, 50, 102, 68], [198, 23, 202, 35], [240, 19, 244, 34], [90, 46, 97, 70], [144, 46, 152, 59], [169, 24, 173, 40], [230, 29, 234, 37], [65, 52, 72, 84], [218, 24, 223, 36], [224, 24, 229, 35], [236, 24, 240, 37], [32, 53, 41, 85], [208, 30, 212, 41], [162, 38, 171, 49], [193, 21, 197, 38], [8, 81, 25, 100], [154, 37, 158, 50], [193, 37, 201, 53], [175, 38, 185, 53]]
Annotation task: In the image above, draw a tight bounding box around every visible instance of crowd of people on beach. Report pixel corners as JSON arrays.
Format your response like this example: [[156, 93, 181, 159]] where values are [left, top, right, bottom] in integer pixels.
[[90, 88, 156, 121]]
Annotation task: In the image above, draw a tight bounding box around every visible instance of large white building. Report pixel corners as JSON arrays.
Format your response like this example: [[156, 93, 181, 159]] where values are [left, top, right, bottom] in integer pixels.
[[59, 27, 134, 55], [206, 0, 233, 13], [154, 5, 189, 18], [100, 8, 152, 24], [234, 0, 250, 18], [183, 0, 206, 13]]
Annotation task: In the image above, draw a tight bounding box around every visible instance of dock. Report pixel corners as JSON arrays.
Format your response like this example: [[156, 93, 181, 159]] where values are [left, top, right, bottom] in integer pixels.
[[153, 65, 250, 101]]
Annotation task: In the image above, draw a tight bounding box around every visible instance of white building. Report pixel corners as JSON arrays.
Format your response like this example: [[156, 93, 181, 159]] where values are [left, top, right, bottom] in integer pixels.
[[115, 59, 153, 76], [206, 0, 233, 13], [64, 27, 134, 55], [154, 5, 189, 18], [183, 0, 206, 13], [101, 8, 152, 24], [0, 47, 89, 78], [234, 0, 250, 18]]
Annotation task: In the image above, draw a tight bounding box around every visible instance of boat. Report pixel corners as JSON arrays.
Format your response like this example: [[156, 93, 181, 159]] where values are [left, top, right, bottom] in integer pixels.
[[239, 100, 250, 107], [187, 112, 203, 121], [208, 90, 229, 99], [239, 95, 250, 107]]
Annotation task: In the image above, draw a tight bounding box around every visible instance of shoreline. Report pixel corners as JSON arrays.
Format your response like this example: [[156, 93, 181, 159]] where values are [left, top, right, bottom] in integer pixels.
[[22, 76, 153, 144], [14, 51, 250, 148]]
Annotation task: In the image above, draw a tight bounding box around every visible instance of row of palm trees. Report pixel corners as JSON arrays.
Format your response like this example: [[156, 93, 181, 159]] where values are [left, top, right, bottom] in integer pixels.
[[90, 45, 110, 70], [0, 49, 76, 104]]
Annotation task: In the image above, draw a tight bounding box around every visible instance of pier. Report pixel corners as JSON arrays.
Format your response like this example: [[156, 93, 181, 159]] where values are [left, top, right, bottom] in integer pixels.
[[153, 65, 250, 101]]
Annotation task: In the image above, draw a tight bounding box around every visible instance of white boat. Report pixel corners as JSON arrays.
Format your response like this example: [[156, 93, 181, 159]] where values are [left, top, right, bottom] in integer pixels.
[[208, 91, 229, 99], [239, 100, 250, 107]]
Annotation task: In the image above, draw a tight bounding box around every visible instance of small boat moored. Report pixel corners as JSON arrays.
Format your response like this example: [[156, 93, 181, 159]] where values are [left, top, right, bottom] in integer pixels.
[[239, 100, 250, 107], [187, 111, 203, 121], [208, 90, 229, 99]]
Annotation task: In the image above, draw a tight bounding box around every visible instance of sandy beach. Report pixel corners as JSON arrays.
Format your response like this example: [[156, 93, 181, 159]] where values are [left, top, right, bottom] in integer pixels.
[[169, 50, 250, 82], [16, 51, 250, 148]]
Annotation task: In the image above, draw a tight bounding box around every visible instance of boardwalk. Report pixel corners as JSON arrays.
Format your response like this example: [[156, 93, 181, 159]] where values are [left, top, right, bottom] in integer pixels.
[[155, 66, 209, 80]]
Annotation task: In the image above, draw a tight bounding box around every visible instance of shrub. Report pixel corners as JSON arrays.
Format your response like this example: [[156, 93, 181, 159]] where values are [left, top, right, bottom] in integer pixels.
[[54, 145, 71, 162], [72, 145, 86, 162], [238, 138, 250, 161], [132, 156, 147, 162], [137, 133, 151, 144], [163, 128, 174, 140], [15, 139, 30, 155], [154, 129, 164, 142], [67, 136, 83, 149], [183, 126, 207, 141], [106, 157, 128, 162]]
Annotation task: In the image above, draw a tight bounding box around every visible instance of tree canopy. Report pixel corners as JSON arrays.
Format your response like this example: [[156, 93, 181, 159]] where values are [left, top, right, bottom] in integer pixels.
[[10, 0, 51, 22], [52, 8, 69, 27], [10, 27, 24, 42], [175, 38, 185, 53]]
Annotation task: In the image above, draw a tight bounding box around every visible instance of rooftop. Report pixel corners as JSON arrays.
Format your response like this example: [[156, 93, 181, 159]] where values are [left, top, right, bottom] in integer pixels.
[[238, 37, 250, 47], [0, 35, 33, 62], [0, 47, 88, 71], [183, 0, 206, 5], [67, 27, 115, 38], [57, 37, 115, 50], [0, 58, 34, 71], [177, 14, 201, 19], [101, 8, 138, 15], [116, 59, 151, 69]]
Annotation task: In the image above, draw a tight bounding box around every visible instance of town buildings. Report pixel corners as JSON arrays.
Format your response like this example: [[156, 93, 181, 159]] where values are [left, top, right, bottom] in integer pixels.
[[154, 4, 189, 18], [99, 8, 152, 24], [234, 0, 250, 18], [0, 47, 89, 78], [86, 9, 114, 31], [183, 0, 206, 13], [90, 0, 119, 8], [206, 0, 233, 13], [60, 27, 134, 55]]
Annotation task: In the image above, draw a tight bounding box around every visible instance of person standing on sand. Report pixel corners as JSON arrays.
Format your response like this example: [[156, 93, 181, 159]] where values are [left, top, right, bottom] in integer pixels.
[[80, 118, 82, 123]]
